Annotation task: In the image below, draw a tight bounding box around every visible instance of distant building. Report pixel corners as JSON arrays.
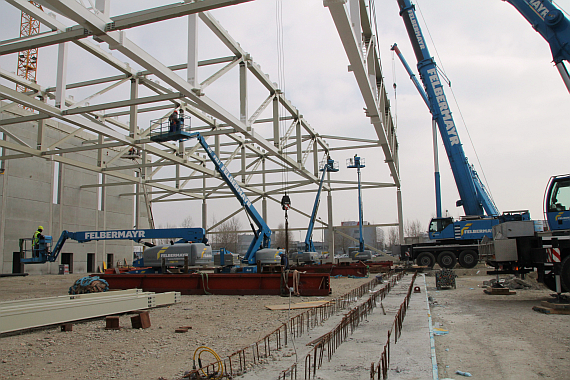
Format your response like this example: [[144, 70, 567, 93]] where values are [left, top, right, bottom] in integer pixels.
[[324, 221, 377, 256]]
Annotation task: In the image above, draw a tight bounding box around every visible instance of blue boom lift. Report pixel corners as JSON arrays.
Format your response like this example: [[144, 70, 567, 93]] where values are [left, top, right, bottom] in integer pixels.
[[346, 155, 372, 261], [150, 113, 283, 270], [293, 156, 338, 263], [20, 228, 207, 265]]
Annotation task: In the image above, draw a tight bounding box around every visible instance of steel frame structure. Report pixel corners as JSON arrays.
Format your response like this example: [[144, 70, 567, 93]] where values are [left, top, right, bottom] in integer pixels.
[[0, 0, 403, 253]]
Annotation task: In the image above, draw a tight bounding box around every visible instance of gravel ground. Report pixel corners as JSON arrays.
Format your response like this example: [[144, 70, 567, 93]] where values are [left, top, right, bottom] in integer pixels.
[[0, 273, 372, 380], [2, 270, 570, 380]]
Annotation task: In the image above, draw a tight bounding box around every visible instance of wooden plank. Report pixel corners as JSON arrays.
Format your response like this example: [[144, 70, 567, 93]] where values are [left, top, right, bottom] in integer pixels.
[[533, 306, 570, 315], [484, 288, 515, 295], [265, 301, 330, 310], [541, 301, 570, 310]]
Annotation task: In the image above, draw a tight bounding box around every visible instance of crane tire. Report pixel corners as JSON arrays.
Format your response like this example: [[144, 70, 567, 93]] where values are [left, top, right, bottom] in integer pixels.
[[437, 251, 457, 269], [416, 252, 436, 268], [560, 256, 570, 292], [458, 250, 478, 268]]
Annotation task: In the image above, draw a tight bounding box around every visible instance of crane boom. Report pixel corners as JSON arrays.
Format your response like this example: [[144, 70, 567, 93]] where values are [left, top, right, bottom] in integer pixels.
[[395, 0, 499, 217], [505, 0, 570, 93]]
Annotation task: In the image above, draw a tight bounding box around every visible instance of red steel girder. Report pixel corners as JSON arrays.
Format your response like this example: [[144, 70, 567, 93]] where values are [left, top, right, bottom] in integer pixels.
[[97, 272, 331, 296]]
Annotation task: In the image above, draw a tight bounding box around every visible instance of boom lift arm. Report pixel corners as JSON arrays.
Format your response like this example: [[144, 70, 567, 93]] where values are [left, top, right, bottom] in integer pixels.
[[188, 132, 271, 265], [395, 0, 499, 217], [20, 228, 207, 264], [505, 0, 570, 93], [304, 157, 339, 253]]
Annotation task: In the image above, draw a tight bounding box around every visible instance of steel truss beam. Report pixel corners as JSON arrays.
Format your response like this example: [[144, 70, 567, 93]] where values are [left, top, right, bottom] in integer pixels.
[[0, 0, 400, 245]]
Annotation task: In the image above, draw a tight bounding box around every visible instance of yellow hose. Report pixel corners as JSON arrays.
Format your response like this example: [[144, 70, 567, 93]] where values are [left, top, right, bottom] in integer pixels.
[[193, 346, 224, 379]]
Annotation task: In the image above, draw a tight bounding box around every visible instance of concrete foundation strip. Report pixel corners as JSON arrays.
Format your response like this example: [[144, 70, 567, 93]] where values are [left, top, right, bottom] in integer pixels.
[[304, 272, 408, 380], [183, 272, 398, 379], [372, 272, 419, 379], [0, 289, 180, 334], [424, 274, 439, 380]]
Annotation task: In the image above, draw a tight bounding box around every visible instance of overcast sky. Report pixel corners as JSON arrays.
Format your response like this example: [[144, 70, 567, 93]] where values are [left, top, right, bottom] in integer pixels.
[[1, 0, 569, 238]]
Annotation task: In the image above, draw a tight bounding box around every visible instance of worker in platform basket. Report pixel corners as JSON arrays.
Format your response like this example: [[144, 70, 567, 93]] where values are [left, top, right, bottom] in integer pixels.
[[168, 109, 179, 132], [32, 226, 45, 258]]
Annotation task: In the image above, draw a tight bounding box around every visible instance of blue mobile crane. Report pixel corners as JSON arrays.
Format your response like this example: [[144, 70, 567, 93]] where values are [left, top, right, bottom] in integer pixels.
[[396, 0, 570, 288], [293, 156, 338, 263], [394, 0, 534, 269], [395, 0, 500, 219]]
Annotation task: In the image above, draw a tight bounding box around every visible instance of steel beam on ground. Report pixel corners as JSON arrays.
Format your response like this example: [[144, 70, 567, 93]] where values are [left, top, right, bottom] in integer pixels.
[[0, 289, 143, 307], [0, 293, 155, 334]]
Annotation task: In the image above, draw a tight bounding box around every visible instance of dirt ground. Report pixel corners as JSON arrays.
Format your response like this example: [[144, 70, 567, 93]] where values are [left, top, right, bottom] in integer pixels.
[[0, 273, 371, 380], [1, 271, 570, 380], [427, 272, 570, 380]]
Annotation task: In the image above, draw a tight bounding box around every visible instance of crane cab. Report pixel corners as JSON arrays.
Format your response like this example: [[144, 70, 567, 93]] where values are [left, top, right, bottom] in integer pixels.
[[545, 175, 570, 231], [428, 217, 454, 240]]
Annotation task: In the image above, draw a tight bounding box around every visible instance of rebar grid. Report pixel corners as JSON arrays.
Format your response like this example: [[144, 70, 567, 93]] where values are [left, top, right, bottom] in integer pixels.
[[372, 271, 418, 380], [184, 271, 397, 379], [303, 271, 407, 379]]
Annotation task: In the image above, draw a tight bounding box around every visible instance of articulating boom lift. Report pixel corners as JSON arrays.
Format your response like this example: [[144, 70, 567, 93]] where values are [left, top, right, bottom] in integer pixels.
[[187, 132, 280, 267], [294, 156, 338, 263], [20, 228, 207, 265]]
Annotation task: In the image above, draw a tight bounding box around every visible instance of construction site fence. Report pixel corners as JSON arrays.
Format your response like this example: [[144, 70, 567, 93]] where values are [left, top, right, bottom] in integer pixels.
[[303, 271, 408, 380], [371, 271, 418, 380], [183, 270, 401, 379]]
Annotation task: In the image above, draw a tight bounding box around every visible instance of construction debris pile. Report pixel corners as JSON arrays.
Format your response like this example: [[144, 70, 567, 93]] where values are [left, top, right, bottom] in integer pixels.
[[482, 275, 543, 290]]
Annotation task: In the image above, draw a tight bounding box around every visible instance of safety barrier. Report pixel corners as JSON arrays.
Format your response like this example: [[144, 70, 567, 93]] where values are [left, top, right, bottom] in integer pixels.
[[371, 271, 418, 379], [184, 271, 397, 379]]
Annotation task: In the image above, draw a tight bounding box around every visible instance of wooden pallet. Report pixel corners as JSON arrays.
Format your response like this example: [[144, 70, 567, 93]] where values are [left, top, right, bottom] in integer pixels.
[[533, 301, 570, 315], [484, 287, 516, 295]]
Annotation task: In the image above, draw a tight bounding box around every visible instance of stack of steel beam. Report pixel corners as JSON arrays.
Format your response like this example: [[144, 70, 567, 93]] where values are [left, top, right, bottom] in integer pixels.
[[0, 289, 180, 334]]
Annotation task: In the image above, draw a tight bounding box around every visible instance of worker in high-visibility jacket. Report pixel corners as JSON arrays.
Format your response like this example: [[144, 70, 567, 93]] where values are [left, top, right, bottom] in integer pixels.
[[32, 226, 44, 258]]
